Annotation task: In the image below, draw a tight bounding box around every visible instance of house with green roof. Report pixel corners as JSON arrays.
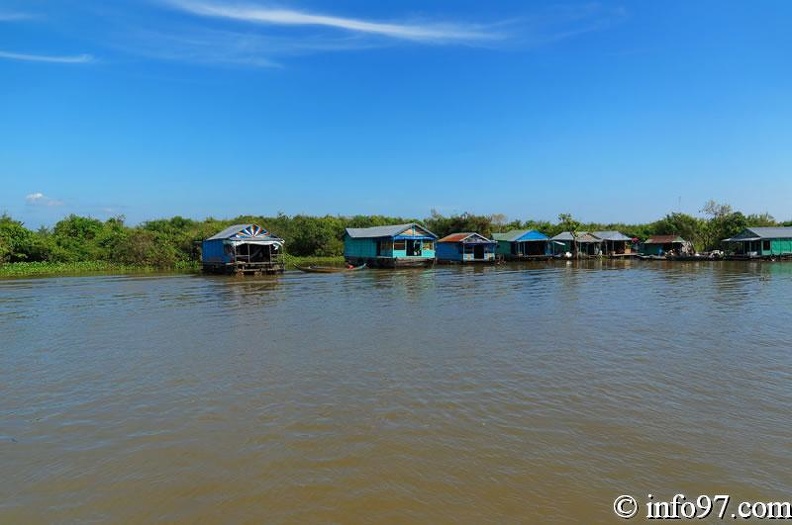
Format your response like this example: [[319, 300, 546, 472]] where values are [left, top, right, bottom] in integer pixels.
[[492, 230, 551, 260]]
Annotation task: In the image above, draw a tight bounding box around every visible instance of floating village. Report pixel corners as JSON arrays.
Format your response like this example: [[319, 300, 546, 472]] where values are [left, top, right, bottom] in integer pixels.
[[200, 223, 792, 275]]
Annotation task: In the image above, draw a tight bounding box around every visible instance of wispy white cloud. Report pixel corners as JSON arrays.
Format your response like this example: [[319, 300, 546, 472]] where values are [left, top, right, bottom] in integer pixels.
[[508, 4, 628, 48], [19, 2, 623, 69], [167, 0, 502, 44], [116, 27, 286, 68], [0, 50, 94, 64], [26, 193, 64, 207]]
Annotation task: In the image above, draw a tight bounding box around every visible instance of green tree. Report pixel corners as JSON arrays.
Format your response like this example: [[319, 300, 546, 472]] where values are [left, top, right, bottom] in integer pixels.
[[0, 214, 33, 263], [140, 216, 203, 263], [288, 215, 344, 256], [650, 212, 704, 249], [424, 211, 495, 239], [522, 219, 554, 235], [116, 229, 180, 267], [699, 201, 746, 250], [557, 213, 580, 234], [489, 213, 508, 233], [556, 213, 581, 256], [744, 213, 776, 227], [52, 215, 104, 261]]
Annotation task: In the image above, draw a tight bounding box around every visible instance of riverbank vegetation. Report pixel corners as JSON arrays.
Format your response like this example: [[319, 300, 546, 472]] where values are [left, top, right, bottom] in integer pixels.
[[1, 203, 788, 273]]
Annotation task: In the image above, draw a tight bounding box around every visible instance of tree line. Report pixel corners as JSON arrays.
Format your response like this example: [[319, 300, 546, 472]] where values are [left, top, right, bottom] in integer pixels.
[[1, 202, 788, 267]]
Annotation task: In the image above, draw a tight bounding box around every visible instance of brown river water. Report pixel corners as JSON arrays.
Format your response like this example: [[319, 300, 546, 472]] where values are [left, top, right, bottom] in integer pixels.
[[2, 260, 791, 524]]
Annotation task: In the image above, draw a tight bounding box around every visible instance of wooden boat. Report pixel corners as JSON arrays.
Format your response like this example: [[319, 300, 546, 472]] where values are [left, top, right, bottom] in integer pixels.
[[296, 263, 367, 273]]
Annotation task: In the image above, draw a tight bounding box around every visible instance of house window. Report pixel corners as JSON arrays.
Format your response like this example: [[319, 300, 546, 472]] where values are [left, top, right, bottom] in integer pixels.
[[763, 240, 771, 251], [394, 240, 406, 251], [423, 241, 434, 251]]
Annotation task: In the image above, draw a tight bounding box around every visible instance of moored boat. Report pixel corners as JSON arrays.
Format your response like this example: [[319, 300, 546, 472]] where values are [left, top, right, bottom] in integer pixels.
[[296, 263, 367, 273]]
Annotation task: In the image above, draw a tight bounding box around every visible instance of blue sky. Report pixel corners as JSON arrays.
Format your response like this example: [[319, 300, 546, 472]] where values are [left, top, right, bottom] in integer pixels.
[[2, 0, 791, 228]]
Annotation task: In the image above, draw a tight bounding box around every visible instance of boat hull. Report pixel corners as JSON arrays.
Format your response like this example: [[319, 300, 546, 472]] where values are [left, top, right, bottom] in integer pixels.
[[296, 264, 367, 273], [347, 257, 435, 269]]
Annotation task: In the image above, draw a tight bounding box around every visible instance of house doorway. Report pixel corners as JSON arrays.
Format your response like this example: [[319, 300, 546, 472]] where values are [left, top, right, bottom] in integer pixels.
[[406, 240, 422, 256]]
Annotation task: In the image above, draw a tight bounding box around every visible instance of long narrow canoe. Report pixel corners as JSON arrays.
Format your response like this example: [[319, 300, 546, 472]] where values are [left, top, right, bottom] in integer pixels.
[[296, 263, 367, 273]]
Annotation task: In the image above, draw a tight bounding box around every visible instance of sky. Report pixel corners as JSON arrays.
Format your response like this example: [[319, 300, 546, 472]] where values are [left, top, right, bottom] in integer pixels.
[[1, 0, 791, 228]]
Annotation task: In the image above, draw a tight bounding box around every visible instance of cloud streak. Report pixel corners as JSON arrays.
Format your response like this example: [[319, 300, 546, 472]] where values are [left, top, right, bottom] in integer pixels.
[[0, 50, 94, 64], [26, 193, 64, 207], [168, 0, 502, 43]]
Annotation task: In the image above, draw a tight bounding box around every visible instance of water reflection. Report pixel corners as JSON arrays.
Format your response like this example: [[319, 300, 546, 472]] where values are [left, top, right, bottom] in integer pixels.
[[2, 264, 792, 524]]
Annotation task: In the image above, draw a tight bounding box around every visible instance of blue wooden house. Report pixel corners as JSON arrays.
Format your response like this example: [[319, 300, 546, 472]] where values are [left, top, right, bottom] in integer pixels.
[[202, 224, 285, 274], [436, 232, 497, 263], [492, 230, 551, 260], [344, 223, 437, 268]]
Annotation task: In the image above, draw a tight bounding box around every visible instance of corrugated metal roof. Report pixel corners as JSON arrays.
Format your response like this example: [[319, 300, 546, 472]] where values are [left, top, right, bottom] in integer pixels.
[[207, 224, 283, 242], [551, 232, 574, 241], [551, 231, 600, 243], [723, 237, 760, 242], [437, 232, 495, 244], [645, 235, 686, 244], [438, 232, 474, 243], [491, 229, 548, 242], [727, 227, 792, 240], [345, 223, 437, 239], [592, 231, 632, 241]]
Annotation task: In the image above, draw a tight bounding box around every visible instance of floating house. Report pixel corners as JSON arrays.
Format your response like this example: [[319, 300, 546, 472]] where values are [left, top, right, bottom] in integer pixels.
[[592, 231, 634, 257], [642, 235, 692, 256], [723, 227, 792, 259], [492, 230, 551, 260], [436, 232, 497, 263], [550, 232, 602, 257], [201, 224, 285, 275], [344, 223, 437, 268]]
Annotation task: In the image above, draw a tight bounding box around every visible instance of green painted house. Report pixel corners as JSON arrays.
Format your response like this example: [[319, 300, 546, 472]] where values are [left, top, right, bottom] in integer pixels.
[[723, 227, 792, 259], [492, 230, 550, 259]]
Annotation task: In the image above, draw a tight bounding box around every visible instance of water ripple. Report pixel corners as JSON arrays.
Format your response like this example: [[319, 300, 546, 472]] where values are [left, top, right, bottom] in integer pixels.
[[2, 262, 792, 523]]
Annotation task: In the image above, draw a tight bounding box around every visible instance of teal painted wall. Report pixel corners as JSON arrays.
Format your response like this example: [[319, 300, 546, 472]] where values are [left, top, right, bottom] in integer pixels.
[[344, 236, 435, 259], [392, 247, 436, 259], [643, 243, 667, 255], [734, 238, 792, 256], [495, 240, 510, 256], [769, 238, 792, 255], [548, 240, 572, 254], [344, 237, 378, 258]]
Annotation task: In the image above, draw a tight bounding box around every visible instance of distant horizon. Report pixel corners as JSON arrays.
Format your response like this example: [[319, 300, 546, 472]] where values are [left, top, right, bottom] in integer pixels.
[[4, 203, 789, 231], [3, 1, 790, 230]]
